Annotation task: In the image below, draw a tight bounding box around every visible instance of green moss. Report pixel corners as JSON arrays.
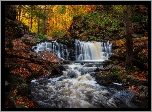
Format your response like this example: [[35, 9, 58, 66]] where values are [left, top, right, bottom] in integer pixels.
[[34, 33, 48, 41]]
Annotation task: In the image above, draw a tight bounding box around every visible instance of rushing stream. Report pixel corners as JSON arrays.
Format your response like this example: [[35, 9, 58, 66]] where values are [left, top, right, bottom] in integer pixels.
[[31, 63, 137, 108], [31, 40, 138, 108]]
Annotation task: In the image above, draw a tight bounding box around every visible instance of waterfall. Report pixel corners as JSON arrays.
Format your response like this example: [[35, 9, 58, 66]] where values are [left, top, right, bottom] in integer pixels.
[[32, 41, 69, 60], [31, 40, 142, 108], [75, 39, 112, 61], [32, 39, 112, 61]]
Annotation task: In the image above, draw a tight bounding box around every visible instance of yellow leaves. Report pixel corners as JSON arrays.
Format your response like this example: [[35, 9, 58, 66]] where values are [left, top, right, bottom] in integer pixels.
[[17, 5, 96, 38], [71, 5, 96, 16], [47, 5, 74, 37], [117, 39, 125, 46]]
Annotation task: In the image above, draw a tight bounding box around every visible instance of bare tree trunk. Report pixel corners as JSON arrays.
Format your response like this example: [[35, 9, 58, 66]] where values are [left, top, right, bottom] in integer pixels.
[[37, 13, 40, 34], [18, 5, 22, 21], [37, 6, 42, 34], [30, 5, 33, 30], [125, 5, 133, 66], [43, 5, 47, 34]]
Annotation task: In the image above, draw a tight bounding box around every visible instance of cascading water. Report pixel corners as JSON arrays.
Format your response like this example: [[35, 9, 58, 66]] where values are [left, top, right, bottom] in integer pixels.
[[31, 63, 138, 108], [75, 39, 113, 61], [31, 40, 139, 108], [32, 39, 112, 61], [32, 41, 69, 60]]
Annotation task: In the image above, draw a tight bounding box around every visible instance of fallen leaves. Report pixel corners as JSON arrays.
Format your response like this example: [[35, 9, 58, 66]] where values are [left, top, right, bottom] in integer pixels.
[[128, 85, 140, 94], [128, 71, 148, 81], [15, 96, 34, 108], [10, 67, 31, 77], [28, 63, 41, 72]]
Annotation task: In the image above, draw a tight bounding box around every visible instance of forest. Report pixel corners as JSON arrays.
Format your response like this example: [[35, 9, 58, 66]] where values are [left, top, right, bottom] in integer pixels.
[[4, 4, 149, 109]]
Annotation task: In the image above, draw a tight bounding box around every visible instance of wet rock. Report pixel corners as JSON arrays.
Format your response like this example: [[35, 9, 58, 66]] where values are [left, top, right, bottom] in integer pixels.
[[95, 75, 113, 85]]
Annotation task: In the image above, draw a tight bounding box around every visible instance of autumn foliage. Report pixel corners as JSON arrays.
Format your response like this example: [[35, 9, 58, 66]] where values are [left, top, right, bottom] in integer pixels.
[[15, 5, 96, 38]]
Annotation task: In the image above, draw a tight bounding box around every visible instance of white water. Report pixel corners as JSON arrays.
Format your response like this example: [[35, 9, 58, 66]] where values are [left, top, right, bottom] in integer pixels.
[[32, 40, 112, 61], [75, 40, 113, 61], [32, 41, 69, 60], [31, 63, 136, 108], [31, 40, 137, 108]]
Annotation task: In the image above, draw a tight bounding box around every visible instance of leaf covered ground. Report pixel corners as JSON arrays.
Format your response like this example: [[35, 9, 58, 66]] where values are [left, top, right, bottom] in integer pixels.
[[100, 37, 148, 95]]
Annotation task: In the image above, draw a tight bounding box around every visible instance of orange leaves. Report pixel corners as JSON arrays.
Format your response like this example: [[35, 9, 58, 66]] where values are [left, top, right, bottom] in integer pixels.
[[21, 52, 26, 57], [128, 85, 140, 94], [13, 89, 18, 94], [133, 37, 148, 47], [128, 71, 148, 81], [28, 63, 41, 72], [114, 39, 125, 47], [10, 39, 31, 58], [10, 88, 18, 94], [10, 67, 31, 77], [12, 39, 30, 52], [15, 96, 34, 108]]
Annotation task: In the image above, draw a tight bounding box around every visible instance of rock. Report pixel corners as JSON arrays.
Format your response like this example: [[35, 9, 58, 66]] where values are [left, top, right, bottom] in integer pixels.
[[29, 32, 36, 37], [47, 36, 53, 40], [132, 33, 143, 38], [95, 75, 112, 85], [35, 50, 63, 63], [16, 83, 31, 95]]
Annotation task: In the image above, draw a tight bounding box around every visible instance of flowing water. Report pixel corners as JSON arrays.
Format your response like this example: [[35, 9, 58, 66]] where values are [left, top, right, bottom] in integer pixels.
[[32, 40, 69, 60], [31, 40, 138, 108], [31, 63, 138, 108], [32, 39, 113, 61], [75, 39, 113, 61]]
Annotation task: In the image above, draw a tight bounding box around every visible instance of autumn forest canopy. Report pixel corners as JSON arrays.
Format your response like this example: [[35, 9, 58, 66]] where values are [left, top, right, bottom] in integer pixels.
[[4, 4, 149, 109], [6, 5, 148, 39]]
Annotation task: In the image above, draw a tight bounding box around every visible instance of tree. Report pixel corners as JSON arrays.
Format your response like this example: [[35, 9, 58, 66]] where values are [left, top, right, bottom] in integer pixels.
[[30, 5, 34, 30], [125, 5, 133, 66], [17, 5, 22, 21]]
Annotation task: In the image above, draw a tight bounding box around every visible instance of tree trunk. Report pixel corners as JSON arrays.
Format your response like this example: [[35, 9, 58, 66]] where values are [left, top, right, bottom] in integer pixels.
[[37, 6, 42, 34], [125, 5, 133, 66], [18, 5, 22, 21], [30, 5, 33, 30], [38, 17, 40, 34], [43, 5, 47, 34]]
